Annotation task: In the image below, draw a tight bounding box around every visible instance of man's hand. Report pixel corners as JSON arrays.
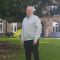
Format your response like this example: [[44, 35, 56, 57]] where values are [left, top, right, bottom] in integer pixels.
[[33, 40, 38, 45]]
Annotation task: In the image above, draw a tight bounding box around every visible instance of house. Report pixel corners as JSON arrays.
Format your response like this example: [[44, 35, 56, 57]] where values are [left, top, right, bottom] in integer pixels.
[[41, 16, 60, 37], [0, 19, 18, 37]]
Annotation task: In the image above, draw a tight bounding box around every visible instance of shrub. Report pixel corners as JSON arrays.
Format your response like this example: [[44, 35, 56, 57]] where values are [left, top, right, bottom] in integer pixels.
[[14, 29, 22, 38]]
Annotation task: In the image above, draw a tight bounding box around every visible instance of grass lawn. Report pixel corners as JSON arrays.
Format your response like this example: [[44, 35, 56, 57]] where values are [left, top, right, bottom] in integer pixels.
[[40, 38, 60, 60], [0, 38, 60, 60]]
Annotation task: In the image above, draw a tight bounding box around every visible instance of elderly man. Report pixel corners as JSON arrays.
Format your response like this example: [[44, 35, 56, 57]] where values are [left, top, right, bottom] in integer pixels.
[[21, 6, 42, 60]]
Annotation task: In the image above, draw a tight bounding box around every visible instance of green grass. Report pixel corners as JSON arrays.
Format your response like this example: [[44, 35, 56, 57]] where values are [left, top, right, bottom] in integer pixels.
[[0, 38, 21, 44], [0, 38, 60, 60], [40, 38, 60, 60]]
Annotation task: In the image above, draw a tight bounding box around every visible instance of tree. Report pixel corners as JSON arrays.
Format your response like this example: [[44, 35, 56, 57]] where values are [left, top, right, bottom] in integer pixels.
[[0, 0, 53, 21], [56, 4, 60, 15], [0, 0, 25, 22], [35, 0, 52, 17]]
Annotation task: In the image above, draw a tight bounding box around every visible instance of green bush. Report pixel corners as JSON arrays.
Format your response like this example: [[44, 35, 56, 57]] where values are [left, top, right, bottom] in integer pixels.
[[14, 29, 22, 38]]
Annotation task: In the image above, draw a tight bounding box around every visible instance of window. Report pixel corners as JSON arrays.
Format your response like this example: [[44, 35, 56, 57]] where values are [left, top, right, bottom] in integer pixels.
[[53, 22, 58, 32], [11, 23, 17, 33], [0, 19, 3, 33]]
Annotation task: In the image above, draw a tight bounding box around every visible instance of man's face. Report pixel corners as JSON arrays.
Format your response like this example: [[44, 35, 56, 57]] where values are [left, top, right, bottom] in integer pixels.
[[26, 7, 33, 16]]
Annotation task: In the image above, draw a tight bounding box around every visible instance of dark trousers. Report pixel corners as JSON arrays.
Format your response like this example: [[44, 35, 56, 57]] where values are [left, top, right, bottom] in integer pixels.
[[24, 40, 40, 60]]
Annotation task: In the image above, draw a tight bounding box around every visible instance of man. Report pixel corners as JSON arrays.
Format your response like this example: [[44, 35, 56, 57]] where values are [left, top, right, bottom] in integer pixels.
[[21, 6, 42, 60]]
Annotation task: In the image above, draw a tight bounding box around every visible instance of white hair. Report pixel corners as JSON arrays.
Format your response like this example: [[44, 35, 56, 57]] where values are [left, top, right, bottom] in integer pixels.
[[27, 6, 36, 12]]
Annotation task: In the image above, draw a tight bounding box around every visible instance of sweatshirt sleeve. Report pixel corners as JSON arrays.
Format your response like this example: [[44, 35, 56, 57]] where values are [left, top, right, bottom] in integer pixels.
[[21, 30, 24, 41], [34, 17, 42, 41]]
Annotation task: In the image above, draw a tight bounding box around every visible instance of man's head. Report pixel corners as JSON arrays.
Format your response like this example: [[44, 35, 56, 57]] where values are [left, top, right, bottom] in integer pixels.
[[26, 6, 34, 16]]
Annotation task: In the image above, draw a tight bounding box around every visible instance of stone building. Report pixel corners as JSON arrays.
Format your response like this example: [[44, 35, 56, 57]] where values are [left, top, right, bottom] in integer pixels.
[[41, 16, 60, 37], [0, 19, 18, 37]]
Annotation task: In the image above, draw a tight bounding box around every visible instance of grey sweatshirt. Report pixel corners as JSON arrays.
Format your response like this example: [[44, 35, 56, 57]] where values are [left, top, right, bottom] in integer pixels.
[[21, 15, 42, 41]]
